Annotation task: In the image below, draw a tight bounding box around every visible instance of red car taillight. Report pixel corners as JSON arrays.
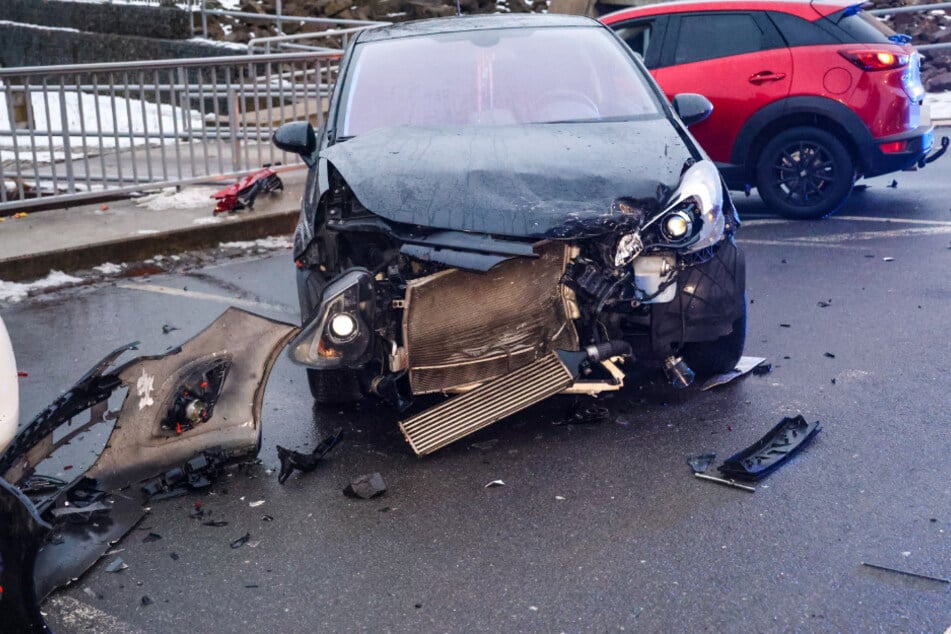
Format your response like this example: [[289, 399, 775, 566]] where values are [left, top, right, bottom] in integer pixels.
[[839, 50, 909, 71]]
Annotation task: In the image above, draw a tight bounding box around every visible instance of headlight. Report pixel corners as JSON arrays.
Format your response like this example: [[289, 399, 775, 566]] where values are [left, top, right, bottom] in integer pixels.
[[653, 160, 724, 253], [287, 269, 375, 369]]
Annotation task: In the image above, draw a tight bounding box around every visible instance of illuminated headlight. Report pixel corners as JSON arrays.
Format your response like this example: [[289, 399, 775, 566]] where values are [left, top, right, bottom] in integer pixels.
[[662, 211, 692, 241], [654, 160, 725, 253], [329, 313, 357, 341], [287, 269, 375, 369], [614, 232, 644, 268]]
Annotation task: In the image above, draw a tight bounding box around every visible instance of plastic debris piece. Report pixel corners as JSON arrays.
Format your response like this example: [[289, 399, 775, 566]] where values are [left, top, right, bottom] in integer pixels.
[[141, 596, 153, 607], [344, 473, 387, 499], [83, 587, 99, 600], [718, 415, 822, 481], [700, 356, 768, 391], [694, 473, 756, 492], [817, 301, 831, 308], [142, 532, 162, 543], [104, 558, 128, 573], [17, 371, 28, 377], [261, 514, 273, 522], [170, 552, 179, 561], [161, 324, 179, 334], [248, 500, 265, 508], [558, 401, 610, 425], [751, 363, 772, 376], [202, 520, 228, 528], [883, 257, 895, 262], [686, 452, 717, 474], [245, 583, 259, 588], [555, 495, 566, 501], [230, 532, 251, 549], [824, 352, 836, 359], [861, 562, 949, 584], [470, 439, 499, 451], [276, 428, 343, 484], [887, 179, 898, 188], [779, 323, 791, 328], [484, 480, 505, 489]]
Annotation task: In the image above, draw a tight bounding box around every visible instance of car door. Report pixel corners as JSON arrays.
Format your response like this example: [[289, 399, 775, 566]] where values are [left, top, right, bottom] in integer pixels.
[[652, 11, 792, 164]]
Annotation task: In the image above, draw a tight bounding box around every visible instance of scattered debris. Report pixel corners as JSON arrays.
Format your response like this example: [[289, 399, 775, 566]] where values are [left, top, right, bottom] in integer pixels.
[[189, 501, 204, 519], [887, 179, 898, 188], [261, 514, 274, 522], [780, 323, 791, 328], [883, 257, 895, 262], [824, 352, 836, 359], [718, 415, 822, 481], [700, 356, 769, 391], [556, 400, 610, 425], [83, 587, 100, 601], [751, 363, 772, 376], [861, 562, 949, 584], [276, 429, 343, 484], [142, 532, 162, 543], [484, 480, 506, 489], [555, 496, 566, 501], [202, 520, 228, 528], [104, 558, 128, 573], [245, 583, 259, 588], [686, 453, 717, 474], [230, 532, 251, 549], [161, 324, 179, 334], [17, 371, 28, 378], [693, 472, 756, 493], [344, 473, 387, 499], [141, 595, 153, 607], [817, 300, 831, 308], [170, 552, 179, 561], [248, 500, 265, 508], [470, 439, 499, 451]]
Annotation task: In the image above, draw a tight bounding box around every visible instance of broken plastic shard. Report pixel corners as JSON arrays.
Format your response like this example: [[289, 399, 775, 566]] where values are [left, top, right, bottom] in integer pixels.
[[824, 352, 836, 359], [142, 532, 162, 543], [556, 401, 610, 425], [700, 357, 768, 391], [230, 532, 251, 549], [718, 415, 822, 481], [686, 452, 717, 474], [248, 500, 265, 508], [141, 595, 153, 606], [484, 480, 505, 489], [276, 428, 343, 484], [202, 520, 228, 528], [104, 557, 127, 573], [343, 473, 387, 499], [751, 362, 772, 376], [161, 324, 179, 334]]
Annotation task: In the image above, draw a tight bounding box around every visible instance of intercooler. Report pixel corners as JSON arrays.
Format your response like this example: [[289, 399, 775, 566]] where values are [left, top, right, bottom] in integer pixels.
[[401, 241, 579, 395]]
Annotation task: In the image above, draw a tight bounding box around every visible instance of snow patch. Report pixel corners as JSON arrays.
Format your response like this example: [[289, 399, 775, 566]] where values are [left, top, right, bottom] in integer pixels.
[[93, 262, 125, 275], [193, 216, 222, 225], [219, 236, 292, 250], [0, 270, 84, 303], [135, 186, 219, 211], [925, 91, 951, 121]]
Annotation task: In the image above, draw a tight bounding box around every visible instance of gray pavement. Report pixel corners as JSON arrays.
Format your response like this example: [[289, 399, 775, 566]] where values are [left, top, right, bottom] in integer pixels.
[[0, 167, 305, 282]]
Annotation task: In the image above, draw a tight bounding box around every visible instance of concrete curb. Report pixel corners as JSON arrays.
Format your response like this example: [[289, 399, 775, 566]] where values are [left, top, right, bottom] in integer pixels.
[[0, 209, 298, 282]]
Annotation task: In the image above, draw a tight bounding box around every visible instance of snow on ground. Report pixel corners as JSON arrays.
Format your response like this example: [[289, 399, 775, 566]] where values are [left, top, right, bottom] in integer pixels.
[[0, 83, 205, 167], [925, 91, 951, 121], [219, 236, 292, 250], [0, 271, 84, 303], [134, 186, 220, 211], [93, 262, 125, 275]]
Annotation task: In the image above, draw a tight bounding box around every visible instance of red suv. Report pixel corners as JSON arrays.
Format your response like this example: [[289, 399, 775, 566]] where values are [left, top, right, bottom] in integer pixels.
[[602, 0, 945, 219]]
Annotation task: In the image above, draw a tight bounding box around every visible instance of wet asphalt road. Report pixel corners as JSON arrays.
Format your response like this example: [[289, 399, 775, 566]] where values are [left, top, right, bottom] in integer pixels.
[[4, 167, 951, 633]]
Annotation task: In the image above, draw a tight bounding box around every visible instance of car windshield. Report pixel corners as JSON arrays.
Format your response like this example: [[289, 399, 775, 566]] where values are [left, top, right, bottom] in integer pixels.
[[338, 26, 661, 137]]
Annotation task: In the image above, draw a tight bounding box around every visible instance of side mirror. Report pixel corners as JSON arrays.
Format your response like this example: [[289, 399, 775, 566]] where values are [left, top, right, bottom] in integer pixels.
[[273, 122, 317, 167], [671, 93, 713, 127]]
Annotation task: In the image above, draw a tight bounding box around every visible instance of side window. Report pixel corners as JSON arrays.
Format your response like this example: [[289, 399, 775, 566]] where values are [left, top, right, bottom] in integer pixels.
[[767, 11, 842, 46], [612, 17, 666, 69], [615, 20, 655, 60], [670, 13, 779, 65]]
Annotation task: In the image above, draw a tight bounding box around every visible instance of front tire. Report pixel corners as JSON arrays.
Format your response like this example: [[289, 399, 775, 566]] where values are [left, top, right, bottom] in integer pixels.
[[681, 296, 747, 377], [755, 127, 854, 220]]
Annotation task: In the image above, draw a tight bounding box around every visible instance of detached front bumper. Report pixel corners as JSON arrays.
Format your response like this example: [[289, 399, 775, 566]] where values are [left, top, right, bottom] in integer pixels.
[[863, 123, 946, 177]]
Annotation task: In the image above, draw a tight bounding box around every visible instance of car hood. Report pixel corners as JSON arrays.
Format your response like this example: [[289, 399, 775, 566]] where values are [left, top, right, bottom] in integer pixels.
[[322, 121, 697, 238]]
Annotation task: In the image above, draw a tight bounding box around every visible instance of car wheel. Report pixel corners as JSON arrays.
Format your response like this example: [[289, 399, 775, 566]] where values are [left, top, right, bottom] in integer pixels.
[[681, 295, 747, 377], [755, 127, 854, 220]]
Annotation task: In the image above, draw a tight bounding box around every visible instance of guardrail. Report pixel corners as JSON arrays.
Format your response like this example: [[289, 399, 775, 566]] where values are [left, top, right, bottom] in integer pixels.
[[0, 51, 341, 212]]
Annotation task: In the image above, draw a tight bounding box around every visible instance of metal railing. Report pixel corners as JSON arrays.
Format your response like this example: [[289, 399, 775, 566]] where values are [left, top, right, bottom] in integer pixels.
[[869, 2, 951, 52], [0, 51, 342, 211]]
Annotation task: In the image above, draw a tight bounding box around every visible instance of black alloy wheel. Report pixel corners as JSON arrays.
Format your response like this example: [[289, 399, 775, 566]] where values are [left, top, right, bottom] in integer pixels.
[[755, 126, 854, 220]]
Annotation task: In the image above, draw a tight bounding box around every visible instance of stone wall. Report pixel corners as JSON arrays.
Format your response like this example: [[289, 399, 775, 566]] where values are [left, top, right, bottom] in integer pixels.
[[0, 0, 192, 39]]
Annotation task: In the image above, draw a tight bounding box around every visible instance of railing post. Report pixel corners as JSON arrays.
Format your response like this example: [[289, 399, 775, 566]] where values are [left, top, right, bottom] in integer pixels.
[[201, 0, 208, 38], [227, 86, 241, 173], [276, 0, 283, 35]]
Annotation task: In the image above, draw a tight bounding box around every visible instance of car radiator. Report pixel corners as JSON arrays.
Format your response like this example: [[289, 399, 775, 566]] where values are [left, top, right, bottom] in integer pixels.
[[401, 241, 578, 395]]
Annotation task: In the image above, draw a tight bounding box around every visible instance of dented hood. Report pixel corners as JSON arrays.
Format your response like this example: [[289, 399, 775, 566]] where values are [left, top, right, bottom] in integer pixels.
[[323, 121, 696, 238]]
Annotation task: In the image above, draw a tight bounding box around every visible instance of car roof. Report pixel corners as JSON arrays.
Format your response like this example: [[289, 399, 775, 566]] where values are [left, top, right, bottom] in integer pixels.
[[356, 13, 601, 43], [601, 0, 857, 23]]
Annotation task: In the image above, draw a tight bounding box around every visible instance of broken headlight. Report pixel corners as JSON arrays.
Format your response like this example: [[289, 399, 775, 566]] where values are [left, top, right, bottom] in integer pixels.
[[614, 232, 644, 268], [654, 160, 724, 253], [287, 269, 376, 369]]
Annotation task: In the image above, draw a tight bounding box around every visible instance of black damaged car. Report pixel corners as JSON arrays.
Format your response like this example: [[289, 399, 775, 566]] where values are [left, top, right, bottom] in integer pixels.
[[273, 14, 747, 455]]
